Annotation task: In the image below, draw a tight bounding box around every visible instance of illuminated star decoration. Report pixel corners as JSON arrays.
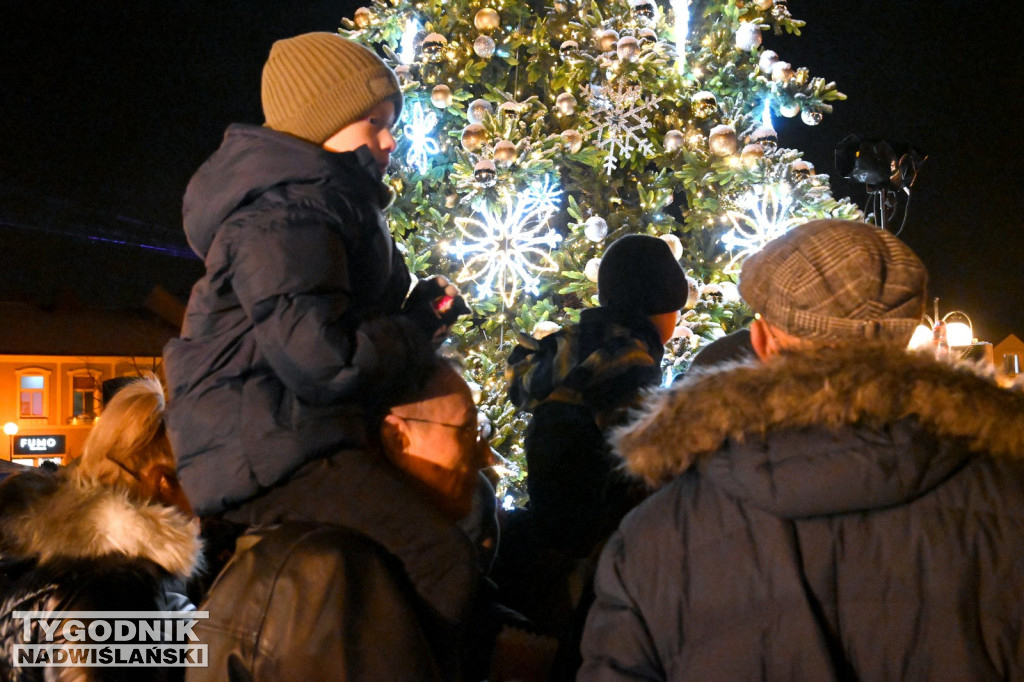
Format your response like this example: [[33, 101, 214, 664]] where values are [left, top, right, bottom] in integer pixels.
[[448, 180, 563, 307], [403, 102, 440, 174], [671, 0, 689, 73], [721, 184, 802, 274], [583, 84, 663, 174]]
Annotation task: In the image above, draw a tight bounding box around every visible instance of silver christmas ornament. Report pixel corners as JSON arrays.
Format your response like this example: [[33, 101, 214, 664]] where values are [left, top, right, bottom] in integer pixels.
[[430, 84, 452, 109], [660, 233, 684, 260], [758, 49, 779, 74], [560, 128, 583, 153], [631, 0, 656, 24], [394, 65, 413, 82], [474, 8, 501, 32], [735, 22, 762, 51], [421, 33, 448, 62], [750, 125, 778, 148], [474, 159, 497, 187], [559, 40, 579, 61], [754, 0, 774, 9], [461, 123, 488, 152], [468, 98, 494, 123], [801, 108, 823, 126], [708, 124, 738, 156], [584, 215, 609, 242], [664, 129, 685, 152], [556, 92, 577, 116], [691, 90, 718, 118], [584, 257, 602, 282], [473, 35, 496, 59]]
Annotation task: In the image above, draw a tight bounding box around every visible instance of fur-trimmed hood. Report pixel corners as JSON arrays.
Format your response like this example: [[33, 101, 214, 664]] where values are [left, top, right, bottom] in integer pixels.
[[613, 344, 1024, 515], [0, 471, 202, 580]]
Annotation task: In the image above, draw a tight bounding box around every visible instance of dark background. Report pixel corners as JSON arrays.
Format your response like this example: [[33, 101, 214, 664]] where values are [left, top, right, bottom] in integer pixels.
[[3, 1, 1022, 341]]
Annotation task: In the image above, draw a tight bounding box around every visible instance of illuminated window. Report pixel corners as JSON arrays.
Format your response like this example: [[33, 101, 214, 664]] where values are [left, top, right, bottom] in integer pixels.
[[69, 371, 101, 423], [18, 373, 48, 419]]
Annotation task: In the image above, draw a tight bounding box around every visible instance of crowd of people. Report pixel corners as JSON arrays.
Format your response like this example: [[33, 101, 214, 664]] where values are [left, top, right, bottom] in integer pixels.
[[1, 31, 1022, 681]]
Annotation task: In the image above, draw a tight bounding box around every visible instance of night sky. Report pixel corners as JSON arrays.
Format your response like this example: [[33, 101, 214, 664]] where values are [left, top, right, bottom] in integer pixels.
[[3, 1, 1022, 341]]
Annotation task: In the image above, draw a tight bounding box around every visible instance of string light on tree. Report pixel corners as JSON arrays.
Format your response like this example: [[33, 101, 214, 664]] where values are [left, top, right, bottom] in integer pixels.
[[399, 16, 420, 64], [671, 0, 690, 73], [720, 184, 802, 273], [447, 180, 564, 306]]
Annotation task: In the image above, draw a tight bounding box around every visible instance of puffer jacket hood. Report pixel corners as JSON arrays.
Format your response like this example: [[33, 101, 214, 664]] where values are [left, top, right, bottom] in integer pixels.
[[182, 123, 390, 258], [612, 344, 1024, 516], [0, 471, 202, 580]]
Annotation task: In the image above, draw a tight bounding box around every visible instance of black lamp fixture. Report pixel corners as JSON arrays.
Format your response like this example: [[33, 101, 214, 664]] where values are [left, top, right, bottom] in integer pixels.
[[834, 134, 927, 233]]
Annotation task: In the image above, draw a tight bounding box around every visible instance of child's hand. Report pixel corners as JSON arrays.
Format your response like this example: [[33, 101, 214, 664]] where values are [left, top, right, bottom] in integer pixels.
[[402, 276, 470, 346]]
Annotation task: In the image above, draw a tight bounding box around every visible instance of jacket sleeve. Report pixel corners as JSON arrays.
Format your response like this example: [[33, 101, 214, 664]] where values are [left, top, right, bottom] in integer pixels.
[[227, 202, 411, 405], [579, 529, 665, 681]]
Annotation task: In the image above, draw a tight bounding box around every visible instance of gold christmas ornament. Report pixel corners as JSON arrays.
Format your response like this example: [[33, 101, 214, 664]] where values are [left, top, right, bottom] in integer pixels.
[[584, 257, 602, 282], [560, 128, 584, 153], [735, 22, 762, 51], [556, 92, 577, 116], [474, 8, 501, 32], [750, 125, 778, 148], [616, 36, 640, 62], [597, 29, 619, 53], [353, 7, 373, 28], [708, 124, 738, 156], [664, 129, 685, 152], [394, 65, 413, 82], [533, 320, 562, 339], [493, 139, 517, 164], [771, 61, 794, 82], [660, 233, 684, 260], [473, 35, 496, 59], [421, 33, 448, 62], [691, 90, 718, 118], [741, 143, 765, 165], [430, 84, 452, 108], [791, 159, 815, 180], [779, 100, 800, 117], [461, 123, 488, 152], [473, 159, 497, 187], [637, 28, 658, 47], [468, 98, 494, 124], [754, 0, 774, 10]]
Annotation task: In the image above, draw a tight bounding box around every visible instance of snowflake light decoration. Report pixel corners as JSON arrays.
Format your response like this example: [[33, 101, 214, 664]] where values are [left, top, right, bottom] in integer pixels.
[[403, 102, 440, 174], [721, 184, 802, 273], [583, 84, 663, 174], [447, 181, 563, 306]]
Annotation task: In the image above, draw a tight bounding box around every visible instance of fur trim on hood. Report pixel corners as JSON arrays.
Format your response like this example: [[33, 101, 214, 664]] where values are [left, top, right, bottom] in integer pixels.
[[613, 343, 1024, 486], [0, 472, 202, 580]]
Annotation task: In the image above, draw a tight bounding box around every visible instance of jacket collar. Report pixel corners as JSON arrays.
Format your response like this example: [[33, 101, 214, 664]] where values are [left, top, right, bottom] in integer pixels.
[[613, 343, 1024, 487]]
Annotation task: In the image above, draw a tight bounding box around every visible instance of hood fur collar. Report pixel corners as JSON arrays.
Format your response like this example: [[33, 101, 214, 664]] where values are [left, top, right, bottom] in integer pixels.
[[0, 474, 202, 579], [614, 343, 1024, 486]]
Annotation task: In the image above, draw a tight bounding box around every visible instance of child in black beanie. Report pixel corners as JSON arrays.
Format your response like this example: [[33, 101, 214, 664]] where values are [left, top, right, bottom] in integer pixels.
[[497, 234, 687, 676]]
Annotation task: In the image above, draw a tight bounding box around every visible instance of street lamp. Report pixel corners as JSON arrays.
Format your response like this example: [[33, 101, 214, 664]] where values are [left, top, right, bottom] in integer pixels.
[[3, 422, 17, 461]]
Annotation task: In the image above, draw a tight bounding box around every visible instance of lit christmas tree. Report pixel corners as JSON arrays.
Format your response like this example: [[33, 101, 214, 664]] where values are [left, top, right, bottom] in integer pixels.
[[341, 0, 859, 501]]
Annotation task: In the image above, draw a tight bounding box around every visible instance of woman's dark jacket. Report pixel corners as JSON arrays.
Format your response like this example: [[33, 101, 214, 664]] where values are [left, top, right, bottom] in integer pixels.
[[0, 470, 203, 681], [163, 124, 412, 516], [581, 344, 1024, 680]]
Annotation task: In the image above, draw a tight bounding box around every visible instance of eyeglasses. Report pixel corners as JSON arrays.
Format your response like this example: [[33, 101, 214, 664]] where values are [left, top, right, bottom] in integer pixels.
[[396, 416, 487, 443]]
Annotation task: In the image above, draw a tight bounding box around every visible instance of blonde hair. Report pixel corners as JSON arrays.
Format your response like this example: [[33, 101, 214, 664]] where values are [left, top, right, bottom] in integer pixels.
[[75, 374, 173, 491]]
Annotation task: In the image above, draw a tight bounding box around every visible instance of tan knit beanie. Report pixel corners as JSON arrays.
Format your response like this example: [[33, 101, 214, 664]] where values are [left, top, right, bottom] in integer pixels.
[[261, 32, 402, 145]]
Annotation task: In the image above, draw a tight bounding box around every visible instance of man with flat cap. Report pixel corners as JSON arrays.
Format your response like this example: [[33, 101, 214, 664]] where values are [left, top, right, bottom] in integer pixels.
[[579, 219, 1024, 681]]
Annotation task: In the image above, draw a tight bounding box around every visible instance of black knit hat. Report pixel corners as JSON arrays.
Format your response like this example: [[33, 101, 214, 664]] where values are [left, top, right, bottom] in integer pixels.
[[598, 235, 687, 314]]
